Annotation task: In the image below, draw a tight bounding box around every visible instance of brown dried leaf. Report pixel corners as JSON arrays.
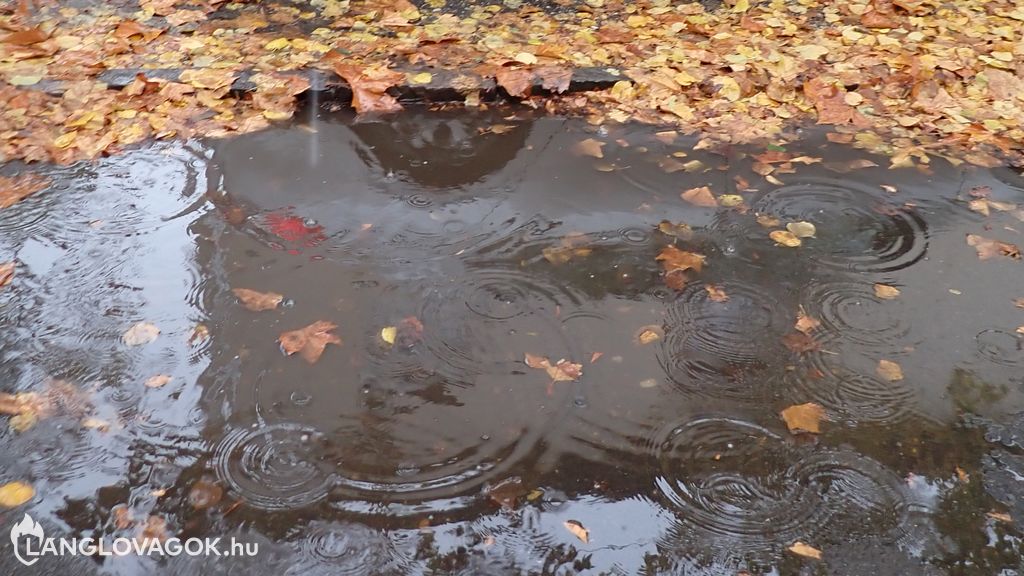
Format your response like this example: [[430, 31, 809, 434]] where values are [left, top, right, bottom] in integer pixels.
[[876, 359, 904, 381], [537, 66, 572, 93], [681, 186, 717, 207], [705, 285, 729, 302], [574, 138, 605, 158], [188, 480, 223, 510], [795, 307, 820, 335], [656, 245, 706, 274], [279, 321, 342, 363], [494, 68, 534, 98], [0, 174, 49, 209], [563, 520, 589, 543], [524, 353, 582, 381], [781, 402, 825, 434], [966, 234, 1021, 261], [788, 541, 822, 559], [782, 332, 820, 353], [233, 288, 283, 311], [874, 284, 901, 299], [331, 61, 403, 114], [1, 27, 48, 45]]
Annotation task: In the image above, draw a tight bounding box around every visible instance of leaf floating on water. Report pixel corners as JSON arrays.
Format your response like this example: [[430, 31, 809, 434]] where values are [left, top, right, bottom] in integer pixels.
[[877, 359, 904, 381], [656, 246, 706, 274], [794, 306, 820, 335], [123, 322, 160, 346], [563, 520, 590, 543], [380, 326, 398, 345], [657, 220, 693, 240], [188, 480, 223, 510], [81, 417, 111, 432], [756, 214, 781, 228], [634, 325, 664, 345], [718, 194, 745, 208], [788, 541, 822, 559], [145, 374, 172, 388], [0, 261, 14, 290], [966, 234, 1021, 261], [0, 481, 34, 507], [574, 138, 605, 159], [279, 321, 342, 364], [1015, 298, 1024, 309], [524, 353, 583, 382], [786, 221, 816, 238], [9, 412, 37, 433], [705, 285, 729, 302], [781, 403, 825, 434], [681, 186, 717, 207], [770, 230, 801, 247], [233, 288, 283, 311], [188, 324, 209, 346], [874, 284, 901, 300]]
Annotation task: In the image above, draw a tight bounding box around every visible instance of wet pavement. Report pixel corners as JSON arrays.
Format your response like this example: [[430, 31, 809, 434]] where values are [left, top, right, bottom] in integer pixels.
[[1, 106, 1024, 575]]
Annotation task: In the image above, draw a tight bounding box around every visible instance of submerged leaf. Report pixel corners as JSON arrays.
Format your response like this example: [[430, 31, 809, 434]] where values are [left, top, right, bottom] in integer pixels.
[[786, 221, 816, 238], [279, 321, 342, 363], [781, 403, 825, 434], [524, 353, 582, 381], [966, 234, 1021, 261], [123, 322, 160, 346], [233, 288, 284, 311], [0, 174, 49, 209], [874, 284, 901, 300], [574, 138, 605, 158], [656, 246, 706, 274], [877, 359, 904, 381]]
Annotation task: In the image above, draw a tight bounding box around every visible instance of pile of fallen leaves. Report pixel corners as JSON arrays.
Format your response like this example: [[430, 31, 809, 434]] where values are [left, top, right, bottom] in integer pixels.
[[0, 0, 1022, 169]]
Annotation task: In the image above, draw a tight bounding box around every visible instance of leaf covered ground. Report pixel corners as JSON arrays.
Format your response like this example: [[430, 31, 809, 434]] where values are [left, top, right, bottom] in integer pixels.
[[0, 0, 1022, 167]]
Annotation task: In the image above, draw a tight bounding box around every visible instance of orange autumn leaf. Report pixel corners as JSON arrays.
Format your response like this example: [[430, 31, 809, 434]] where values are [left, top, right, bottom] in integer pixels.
[[0, 261, 14, 290], [781, 402, 825, 434], [329, 58, 404, 115], [494, 68, 535, 98], [681, 186, 717, 207], [656, 245, 706, 274], [794, 307, 820, 335], [705, 285, 729, 302], [279, 321, 342, 363], [876, 359, 904, 381], [232, 288, 284, 311], [563, 520, 590, 543], [524, 353, 582, 381], [788, 541, 822, 559], [0, 173, 49, 209]]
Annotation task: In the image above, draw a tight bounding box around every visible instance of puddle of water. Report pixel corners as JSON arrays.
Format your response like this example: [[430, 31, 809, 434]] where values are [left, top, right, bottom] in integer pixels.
[[1, 106, 1024, 574]]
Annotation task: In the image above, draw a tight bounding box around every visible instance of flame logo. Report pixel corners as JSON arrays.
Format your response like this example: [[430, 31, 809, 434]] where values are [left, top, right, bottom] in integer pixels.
[[10, 513, 44, 566]]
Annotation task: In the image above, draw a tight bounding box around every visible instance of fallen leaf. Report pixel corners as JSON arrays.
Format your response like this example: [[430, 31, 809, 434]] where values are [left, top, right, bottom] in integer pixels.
[[140, 515, 168, 542], [188, 324, 209, 346], [781, 403, 825, 434], [330, 61, 403, 114], [563, 520, 589, 543], [966, 234, 1021, 261], [705, 285, 729, 302], [574, 138, 605, 158], [788, 541, 822, 559], [656, 245, 706, 274], [756, 214, 781, 227], [877, 359, 904, 381], [145, 375, 172, 388], [1016, 298, 1024, 309], [681, 186, 717, 207], [0, 261, 14, 290], [81, 417, 110, 432], [795, 307, 820, 334], [1, 27, 48, 45], [123, 322, 160, 346], [0, 174, 49, 209], [524, 353, 583, 381], [657, 220, 693, 239], [786, 221, 816, 238], [718, 194, 745, 208], [987, 511, 1013, 523], [494, 68, 534, 97], [381, 326, 398, 345], [874, 284, 901, 299], [782, 332, 820, 353], [0, 481, 34, 507], [9, 413, 37, 433], [279, 321, 342, 363], [770, 230, 802, 247], [409, 72, 433, 85], [112, 504, 134, 529], [514, 52, 537, 65], [590, 351, 604, 363], [635, 325, 664, 345], [233, 288, 283, 311], [188, 480, 223, 510]]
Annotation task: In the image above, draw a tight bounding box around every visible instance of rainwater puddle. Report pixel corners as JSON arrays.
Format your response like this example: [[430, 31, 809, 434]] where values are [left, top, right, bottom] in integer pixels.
[[1, 107, 1024, 575]]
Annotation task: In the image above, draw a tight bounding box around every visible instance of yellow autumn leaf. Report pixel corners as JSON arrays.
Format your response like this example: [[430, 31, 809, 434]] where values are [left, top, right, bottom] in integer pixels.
[[563, 520, 589, 543], [788, 541, 822, 559], [264, 38, 290, 50], [0, 481, 34, 507], [770, 230, 802, 247], [781, 402, 824, 434], [874, 284, 901, 299], [409, 72, 433, 84], [876, 359, 904, 381], [381, 326, 397, 345]]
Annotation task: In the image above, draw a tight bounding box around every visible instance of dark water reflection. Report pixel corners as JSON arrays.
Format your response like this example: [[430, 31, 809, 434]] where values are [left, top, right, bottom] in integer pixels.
[[1, 107, 1023, 575]]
